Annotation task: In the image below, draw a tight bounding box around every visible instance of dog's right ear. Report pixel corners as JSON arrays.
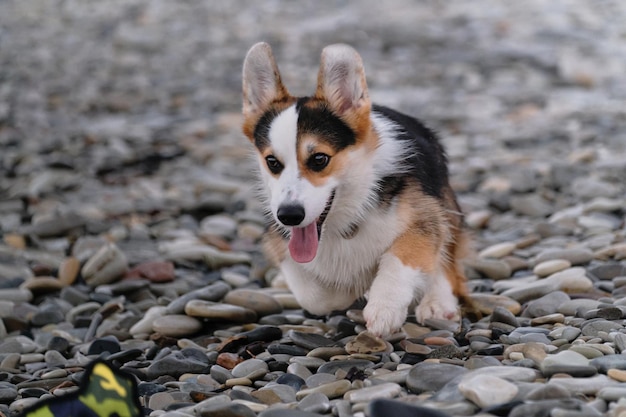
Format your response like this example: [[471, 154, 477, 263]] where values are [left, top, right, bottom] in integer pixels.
[[242, 43, 289, 122]]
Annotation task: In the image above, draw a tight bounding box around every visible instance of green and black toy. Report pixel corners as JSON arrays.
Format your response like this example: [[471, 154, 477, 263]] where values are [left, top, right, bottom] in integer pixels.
[[21, 360, 142, 417]]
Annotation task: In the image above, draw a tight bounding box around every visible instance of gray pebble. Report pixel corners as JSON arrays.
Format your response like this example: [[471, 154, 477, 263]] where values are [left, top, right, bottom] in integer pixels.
[[231, 358, 268, 378], [406, 362, 468, 394]]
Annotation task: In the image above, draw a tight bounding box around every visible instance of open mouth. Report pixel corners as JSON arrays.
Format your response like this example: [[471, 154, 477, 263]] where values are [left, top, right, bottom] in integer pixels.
[[288, 189, 335, 264]]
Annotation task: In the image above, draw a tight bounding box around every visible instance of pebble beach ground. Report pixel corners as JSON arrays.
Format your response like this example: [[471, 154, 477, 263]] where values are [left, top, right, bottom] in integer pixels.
[[1, 1, 626, 416]]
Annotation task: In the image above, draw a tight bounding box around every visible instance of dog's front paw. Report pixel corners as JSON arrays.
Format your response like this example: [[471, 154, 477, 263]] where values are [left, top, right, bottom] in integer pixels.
[[414, 294, 460, 324], [363, 301, 407, 337]]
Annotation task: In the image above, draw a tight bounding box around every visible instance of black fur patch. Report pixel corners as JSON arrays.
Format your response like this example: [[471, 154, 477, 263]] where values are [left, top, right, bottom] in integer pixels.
[[296, 97, 356, 152], [373, 105, 449, 200], [253, 108, 280, 151]]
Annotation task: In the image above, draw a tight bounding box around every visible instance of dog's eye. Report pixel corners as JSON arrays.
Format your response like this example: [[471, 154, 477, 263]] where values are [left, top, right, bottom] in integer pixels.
[[265, 155, 283, 174], [308, 153, 330, 172]]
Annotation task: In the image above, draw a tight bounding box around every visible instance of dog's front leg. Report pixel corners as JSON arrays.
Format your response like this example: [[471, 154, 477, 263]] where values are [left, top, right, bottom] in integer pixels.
[[363, 231, 459, 336], [362, 252, 422, 337]]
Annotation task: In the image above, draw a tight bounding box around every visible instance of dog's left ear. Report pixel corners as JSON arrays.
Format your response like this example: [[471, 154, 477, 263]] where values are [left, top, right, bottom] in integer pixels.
[[315, 44, 371, 125]]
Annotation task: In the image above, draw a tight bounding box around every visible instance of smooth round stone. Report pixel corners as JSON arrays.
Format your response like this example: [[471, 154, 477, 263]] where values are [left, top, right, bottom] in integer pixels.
[[296, 379, 351, 400], [607, 369, 626, 382], [210, 365, 233, 384], [530, 313, 565, 325], [525, 383, 572, 401], [533, 259, 572, 277], [490, 306, 520, 327], [125, 261, 175, 282], [550, 326, 581, 342], [467, 259, 512, 280], [306, 347, 348, 360], [479, 242, 517, 259], [0, 382, 18, 402], [253, 385, 295, 404], [317, 360, 373, 375], [509, 399, 581, 417], [304, 373, 336, 389], [165, 281, 231, 314], [598, 386, 626, 402], [569, 345, 604, 359], [31, 308, 65, 327], [547, 374, 618, 395], [297, 392, 331, 414], [288, 331, 337, 350], [345, 331, 387, 354], [558, 299, 601, 316], [343, 382, 402, 403], [468, 293, 521, 315], [81, 243, 128, 286], [87, 336, 121, 356], [406, 362, 468, 394], [58, 257, 80, 285], [591, 355, 626, 373], [0, 289, 33, 303], [540, 350, 596, 377], [231, 359, 268, 379], [21, 277, 65, 293], [501, 267, 592, 303], [268, 343, 308, 356], [146, 351, 210, 380], [581, 320, 622, 337], [466, 366, 538, 382], [534, 248, 594, 266], [44, 350, 68, 367], [287, 363, 313, 380], [185, 300, 257, 322], [275, 373, 305, 391], [47, 336, 70, 353], [130, 305, 167, 335], [223, 289, 283, 317], [458, 374, 518, 408], [152, 314, 203, 337]]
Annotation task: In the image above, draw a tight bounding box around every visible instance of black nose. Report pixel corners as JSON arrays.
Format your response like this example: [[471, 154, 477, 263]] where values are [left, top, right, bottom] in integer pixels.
[[277, 204, 305, 226]]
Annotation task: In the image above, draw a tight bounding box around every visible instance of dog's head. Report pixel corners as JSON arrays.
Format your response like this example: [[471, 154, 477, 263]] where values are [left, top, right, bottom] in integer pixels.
[[242, 43, 373, 263]]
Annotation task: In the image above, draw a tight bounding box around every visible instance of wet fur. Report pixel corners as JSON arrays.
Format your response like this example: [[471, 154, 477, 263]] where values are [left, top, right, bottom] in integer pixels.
[[242, 42, 468, 336]]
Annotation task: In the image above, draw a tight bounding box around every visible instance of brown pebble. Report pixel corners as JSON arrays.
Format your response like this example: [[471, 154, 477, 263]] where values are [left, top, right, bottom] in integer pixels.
[[424, 336, 454, 346], [217, 352, 242, 370], [4, 234, 26, 250], [125, 261, 175, 283], [58, 257, 80, 285], [345, 331, 387, 354], [20, 277, 65, 293], [608, 369, 626, 382], [399, 340, 432, 355]]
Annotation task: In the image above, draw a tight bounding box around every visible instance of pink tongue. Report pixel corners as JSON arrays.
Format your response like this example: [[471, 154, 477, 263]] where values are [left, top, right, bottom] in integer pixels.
[[288, 222, 319, 263]]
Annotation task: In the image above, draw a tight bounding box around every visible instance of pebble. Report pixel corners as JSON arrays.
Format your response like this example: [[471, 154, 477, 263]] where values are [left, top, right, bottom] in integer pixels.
[[296, 380, 352, 400], [185, 300, 257, 323], [223, 290, 283, 317], [343, 382, 402, 403], [81, 243, 129, 286], [152, 314, 203, 337], [458, 374, 518, 408], [406, 362, 468, 394], [533, 259, 572, 277], [501, 267, 592, 303], [540, 350, 597, 377]]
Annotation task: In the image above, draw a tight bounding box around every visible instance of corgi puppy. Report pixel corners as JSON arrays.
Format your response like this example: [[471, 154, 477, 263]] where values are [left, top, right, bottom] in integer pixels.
[[242, 42, 468, 336]]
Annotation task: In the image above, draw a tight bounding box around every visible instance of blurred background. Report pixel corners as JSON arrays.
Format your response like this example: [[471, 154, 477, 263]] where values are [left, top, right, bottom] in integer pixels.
[[1, 0, 625, 242]]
